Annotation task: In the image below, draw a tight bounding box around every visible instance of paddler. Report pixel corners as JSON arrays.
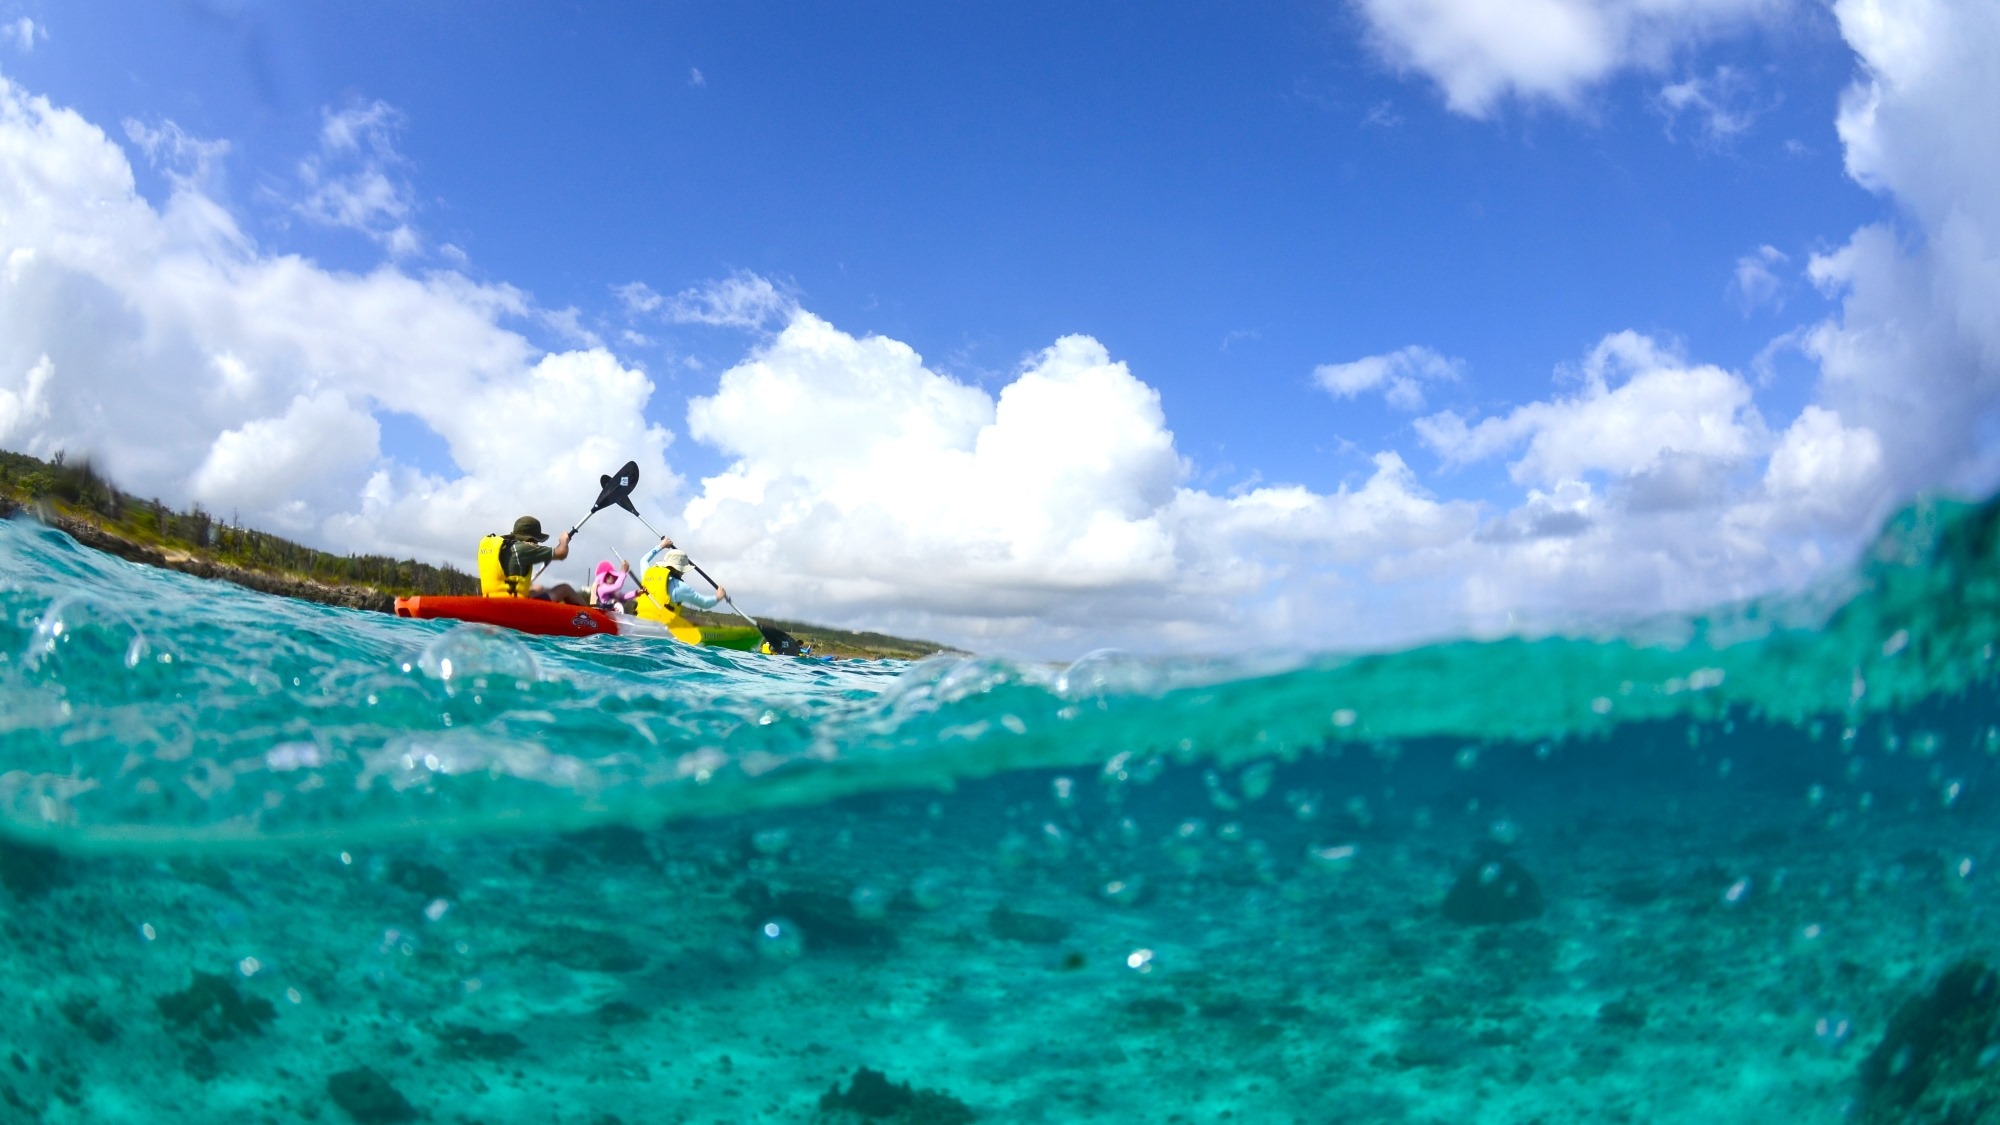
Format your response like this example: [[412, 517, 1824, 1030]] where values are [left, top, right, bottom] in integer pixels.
[[499, 516, 589, 605], [641, 536, 725, 610]]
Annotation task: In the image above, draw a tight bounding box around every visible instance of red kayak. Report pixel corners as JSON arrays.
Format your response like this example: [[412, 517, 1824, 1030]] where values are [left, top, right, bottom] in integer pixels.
[[393, 595, 769, 651], [394, 596, 620, 638]]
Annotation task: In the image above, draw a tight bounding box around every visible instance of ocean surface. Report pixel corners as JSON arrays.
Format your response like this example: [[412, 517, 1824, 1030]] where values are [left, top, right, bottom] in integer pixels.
[[2, 496, 1998, 1123]]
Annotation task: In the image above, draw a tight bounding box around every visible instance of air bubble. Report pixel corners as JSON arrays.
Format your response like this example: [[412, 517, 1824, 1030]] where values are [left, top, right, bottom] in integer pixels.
[[414, 625, 539, 689], [909, 870, 950, 910], [1306, 844, 1357, 874], [848, 884, 890, 921], [997, 831, 1033, 869], [1100, 877, 1146, 906], [1039, 822, 1071, 860], [1240, 761, 1275, 802], [756, 917, 804, 961], [22, 595, 151, 679]]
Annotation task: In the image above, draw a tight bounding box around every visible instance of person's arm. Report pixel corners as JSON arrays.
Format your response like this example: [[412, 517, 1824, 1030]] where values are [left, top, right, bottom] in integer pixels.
[[551, 531, 572, 561], [668, 576, 721, 610]]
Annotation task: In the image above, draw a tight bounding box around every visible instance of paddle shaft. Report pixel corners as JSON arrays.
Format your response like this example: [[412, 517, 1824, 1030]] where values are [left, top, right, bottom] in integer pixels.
[[624, 513, 761, 629], [529, 506, 603, 582]]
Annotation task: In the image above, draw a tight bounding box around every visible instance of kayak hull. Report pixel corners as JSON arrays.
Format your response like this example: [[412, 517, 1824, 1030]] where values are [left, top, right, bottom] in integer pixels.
[[394, 595, 617, 638], [394, 595, 767, 652]]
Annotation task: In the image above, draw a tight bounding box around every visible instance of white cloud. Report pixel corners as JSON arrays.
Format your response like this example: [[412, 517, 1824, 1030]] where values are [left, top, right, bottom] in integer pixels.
[[1351, 0, 1784, 116], [1658, 65, 1765, 142], [615, 281, 663, 315], [689, 68, 706, 88], [676, 316, 1481, 648], [295, 100, 419, 255], [650, 303, 1903, 646], [664, 271, 794, 329], [3, 17, 42, 52], [1313, 345, 1461, 410], [1802, 0, 2000, 500], [1762, 404, 1885, 522], [0, 354, 53, 444], [0, 74, 674, 575], [1354, 0, 1998, 546], [1416, 331, 1767, 485], [1362, 101, 1405, 128], [1730, 244, 1788, 313], [190, 389, 381, 526]]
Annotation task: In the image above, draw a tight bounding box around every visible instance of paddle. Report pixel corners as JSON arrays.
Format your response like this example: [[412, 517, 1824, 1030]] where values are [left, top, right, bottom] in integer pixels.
[[531, 461, 641, 583], [615, 503, 803, 655]]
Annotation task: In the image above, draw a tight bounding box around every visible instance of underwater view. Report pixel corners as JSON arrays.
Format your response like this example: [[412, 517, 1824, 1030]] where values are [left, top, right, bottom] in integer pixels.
[[3, 494, 1999, 1124]]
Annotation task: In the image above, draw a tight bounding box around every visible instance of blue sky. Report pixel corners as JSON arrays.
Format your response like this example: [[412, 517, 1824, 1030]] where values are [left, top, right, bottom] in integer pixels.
[[1, 0, 1995, 653]]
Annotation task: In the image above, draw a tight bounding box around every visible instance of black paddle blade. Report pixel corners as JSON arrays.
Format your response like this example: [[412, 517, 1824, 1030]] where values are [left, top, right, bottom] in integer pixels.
[[591, 461, 640, 513], [614, 495, 639, 515], [759, 627, 805, 657]]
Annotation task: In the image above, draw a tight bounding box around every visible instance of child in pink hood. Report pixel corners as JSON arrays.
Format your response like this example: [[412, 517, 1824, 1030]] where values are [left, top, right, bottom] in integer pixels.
[[591, 560, 639, 614]]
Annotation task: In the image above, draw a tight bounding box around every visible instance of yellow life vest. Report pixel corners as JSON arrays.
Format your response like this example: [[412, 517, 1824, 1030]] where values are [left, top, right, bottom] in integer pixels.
[[477, 534, 530, 598], [641, 565, 678, 609]]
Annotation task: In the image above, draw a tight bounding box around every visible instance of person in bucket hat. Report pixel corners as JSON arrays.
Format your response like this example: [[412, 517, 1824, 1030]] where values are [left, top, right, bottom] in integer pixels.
[[501, 515, 587, 605]]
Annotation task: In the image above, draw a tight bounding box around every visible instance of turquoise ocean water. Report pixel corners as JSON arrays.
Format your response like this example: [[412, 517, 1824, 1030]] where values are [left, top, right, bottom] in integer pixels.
[[3, 495, 1999, 1122]]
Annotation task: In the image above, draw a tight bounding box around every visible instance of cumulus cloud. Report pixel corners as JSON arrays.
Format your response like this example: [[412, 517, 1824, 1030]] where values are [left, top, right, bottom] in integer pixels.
[[1762, 404, 1884, 522], [1351, 0, 1784, 116], [295, 100, 419, 256], [0, 74, 674, 576], [673, 316, 1482, 648], [0, 354, 52, 443], [1416, 331, 1767, 485], [1803, 0, 2000, 499], [659, 307, 1903, 646], [1354, 0, 1993, 554], [1313, 345, 1462, 410]]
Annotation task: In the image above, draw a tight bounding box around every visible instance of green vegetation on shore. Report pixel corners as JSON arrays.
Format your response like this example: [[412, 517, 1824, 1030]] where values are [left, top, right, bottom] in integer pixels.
[[0, 449, 476, 597], [0, 448, 949, 659]]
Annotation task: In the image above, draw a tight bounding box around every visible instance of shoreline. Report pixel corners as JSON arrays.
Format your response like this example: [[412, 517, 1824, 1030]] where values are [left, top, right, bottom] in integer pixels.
[[1, 496, 396, 613], [0, 495, 952, 658]]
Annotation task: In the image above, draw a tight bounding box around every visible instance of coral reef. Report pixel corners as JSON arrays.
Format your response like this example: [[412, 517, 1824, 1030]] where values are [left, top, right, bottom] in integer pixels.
[[1858, 959, 2000, 1123], [156, 972, 277, 1041], [1441, 856, 1545, 925], [818, 1066, 976, 1123], [327, 1066, 418, 1124]]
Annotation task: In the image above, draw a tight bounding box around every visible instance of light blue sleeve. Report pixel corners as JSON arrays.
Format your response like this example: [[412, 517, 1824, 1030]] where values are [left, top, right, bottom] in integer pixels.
[[668, 577, 719, 610]]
